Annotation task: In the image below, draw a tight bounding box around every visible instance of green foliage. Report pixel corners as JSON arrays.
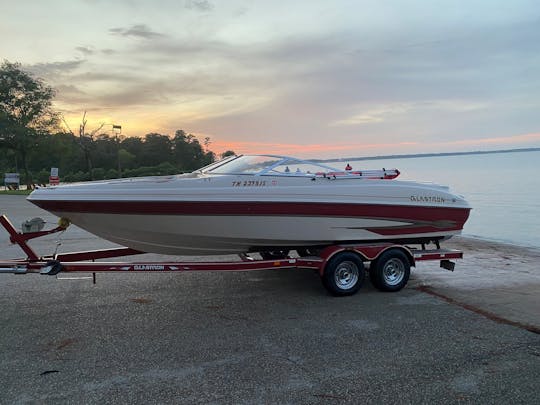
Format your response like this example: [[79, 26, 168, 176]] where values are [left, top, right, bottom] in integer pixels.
[[0, 189, 32, 195], [91, 168, 106, 180], [1, 129, 228, 183], [0, 61, 58, 130], [141, 133, 172, 167], [0, 61, 59, 183], [35, 169, 50, 184], [64, 171, 91, 183], [105, 169, 118, 179], [221, 150, 236, 158], [118, 148, 135, 169]]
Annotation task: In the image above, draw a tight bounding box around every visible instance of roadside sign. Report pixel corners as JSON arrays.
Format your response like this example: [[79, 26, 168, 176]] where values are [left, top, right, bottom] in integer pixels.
[[4, 173, 20, 189], [49, 168, 59, 185]]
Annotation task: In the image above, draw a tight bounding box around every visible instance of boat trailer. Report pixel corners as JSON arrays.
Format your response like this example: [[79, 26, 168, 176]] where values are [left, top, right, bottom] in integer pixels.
[[0, 214, 463, 296]]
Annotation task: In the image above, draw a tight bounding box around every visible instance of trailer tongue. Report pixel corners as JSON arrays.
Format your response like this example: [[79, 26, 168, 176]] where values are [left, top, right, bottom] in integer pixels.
[[0, 214, 463, 296]]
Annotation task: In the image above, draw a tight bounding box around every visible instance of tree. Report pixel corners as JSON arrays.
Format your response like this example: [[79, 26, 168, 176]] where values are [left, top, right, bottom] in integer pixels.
[[121, 136, 144, 158], [63, 111, 106, 180], [172, 129, 215, 171], [141, 133, 172, 166], [29, 131, 84, 176], [118, 148, 136, 169], [221, 150, 236, 158], [0, 61, 59, 185]]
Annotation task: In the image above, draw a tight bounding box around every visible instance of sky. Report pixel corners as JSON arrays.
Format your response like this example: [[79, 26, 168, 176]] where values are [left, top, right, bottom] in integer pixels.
[[1, 0, 539, 158]]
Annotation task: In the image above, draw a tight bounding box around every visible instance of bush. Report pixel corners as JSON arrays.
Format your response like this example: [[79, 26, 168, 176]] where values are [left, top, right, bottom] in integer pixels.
[[36, 169, 50, 184], [50, 162, 189, 183], [156, 162, 178, 175], [105, 169, 119, 179], [64, 171, 90, 182], [91, 168, 106, 180]]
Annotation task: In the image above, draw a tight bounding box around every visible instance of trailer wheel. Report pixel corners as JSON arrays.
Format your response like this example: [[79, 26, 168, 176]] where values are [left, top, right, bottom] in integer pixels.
[[370, 249, 410, 292], [322, 252, 365, 296]]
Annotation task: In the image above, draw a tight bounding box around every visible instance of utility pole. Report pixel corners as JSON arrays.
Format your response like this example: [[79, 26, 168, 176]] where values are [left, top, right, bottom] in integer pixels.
[[112, 124, 122, 178]]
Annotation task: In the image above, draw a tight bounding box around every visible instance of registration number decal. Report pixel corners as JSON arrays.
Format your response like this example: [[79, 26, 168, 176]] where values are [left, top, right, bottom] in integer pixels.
[[231, 180, 268, 187]]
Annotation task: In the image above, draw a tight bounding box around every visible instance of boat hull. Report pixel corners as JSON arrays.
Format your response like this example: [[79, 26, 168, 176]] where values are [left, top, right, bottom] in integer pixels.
[[31, 199, 470, 255]]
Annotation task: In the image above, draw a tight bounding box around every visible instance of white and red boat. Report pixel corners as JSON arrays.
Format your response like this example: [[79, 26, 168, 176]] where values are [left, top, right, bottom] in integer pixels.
[[27, 155, 471, 256]]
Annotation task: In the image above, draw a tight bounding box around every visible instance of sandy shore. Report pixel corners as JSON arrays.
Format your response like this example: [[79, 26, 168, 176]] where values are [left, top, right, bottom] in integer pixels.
[[411, 237, 540, 332]]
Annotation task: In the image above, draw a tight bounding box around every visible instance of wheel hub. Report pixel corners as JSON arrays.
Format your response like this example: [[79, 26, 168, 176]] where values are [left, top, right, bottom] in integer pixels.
[[382, 258, 405, 286], [334, 261, 359, 289]]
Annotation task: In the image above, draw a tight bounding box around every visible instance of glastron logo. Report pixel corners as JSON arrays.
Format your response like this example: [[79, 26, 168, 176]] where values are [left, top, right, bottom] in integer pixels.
[[134, 265, 165, 270], [410, 195, 446, 203]]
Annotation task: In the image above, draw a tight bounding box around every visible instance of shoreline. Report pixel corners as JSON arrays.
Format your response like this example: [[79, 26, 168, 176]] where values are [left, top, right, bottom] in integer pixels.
[[410, 234, 540, 332], [450, 234, 540, 255], [459, 233, 540, 252], [321, 146, 540, 163]]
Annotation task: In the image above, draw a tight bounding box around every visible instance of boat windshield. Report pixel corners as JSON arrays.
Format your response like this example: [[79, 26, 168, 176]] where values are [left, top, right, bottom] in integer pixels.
[[203, 155, 342, 176]]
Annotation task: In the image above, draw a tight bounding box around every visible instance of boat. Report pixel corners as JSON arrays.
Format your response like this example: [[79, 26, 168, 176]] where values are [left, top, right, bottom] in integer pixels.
[[27, 155, 471, 256]]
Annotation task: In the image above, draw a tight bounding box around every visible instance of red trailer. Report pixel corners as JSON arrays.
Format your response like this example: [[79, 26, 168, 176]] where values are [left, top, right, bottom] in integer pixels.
[[0, 214, 462, 296]]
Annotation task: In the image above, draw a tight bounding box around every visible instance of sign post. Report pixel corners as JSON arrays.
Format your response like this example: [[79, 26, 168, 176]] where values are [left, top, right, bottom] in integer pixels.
[[49, 168, 59, 186]]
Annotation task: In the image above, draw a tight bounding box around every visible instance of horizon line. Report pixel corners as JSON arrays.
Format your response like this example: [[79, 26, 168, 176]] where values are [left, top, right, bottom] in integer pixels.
[[316, 146, 540, 163]]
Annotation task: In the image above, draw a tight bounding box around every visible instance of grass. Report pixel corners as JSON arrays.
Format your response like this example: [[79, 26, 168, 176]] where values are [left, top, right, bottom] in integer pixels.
[[1, 189, 33, 196]]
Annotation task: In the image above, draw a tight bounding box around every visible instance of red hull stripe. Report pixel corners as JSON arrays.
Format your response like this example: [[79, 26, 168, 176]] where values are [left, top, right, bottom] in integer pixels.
[[31, 200, 470, 225], [367, 225, 461, 235]]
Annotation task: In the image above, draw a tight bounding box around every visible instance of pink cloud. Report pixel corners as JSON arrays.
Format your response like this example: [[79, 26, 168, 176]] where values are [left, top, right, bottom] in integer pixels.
[[210, 132, 540, 158], [210, 140, 418, 157]]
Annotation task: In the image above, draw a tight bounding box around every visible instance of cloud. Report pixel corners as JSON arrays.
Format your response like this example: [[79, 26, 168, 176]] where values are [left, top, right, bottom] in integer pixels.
[[76, 46, 95, 55], [70, 70, 143, 83], [109, 24, 165, 39], [184, 0, 214, 12], [331, 101, 488, 126], [95, 82, 170, 107], [26, 60, 85, 78], [438, 132, 540, 147], [54, 84, 90, 104], [29, 10, 539, 156], [332, 104, 412, 126]]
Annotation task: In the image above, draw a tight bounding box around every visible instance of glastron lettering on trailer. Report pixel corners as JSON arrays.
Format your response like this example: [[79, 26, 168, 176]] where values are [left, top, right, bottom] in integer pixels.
[[134, 265, 165, 270]]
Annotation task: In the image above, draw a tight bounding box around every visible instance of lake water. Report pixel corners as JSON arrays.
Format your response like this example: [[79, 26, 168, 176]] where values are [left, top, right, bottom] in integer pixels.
[[330, 150, 540, 248]]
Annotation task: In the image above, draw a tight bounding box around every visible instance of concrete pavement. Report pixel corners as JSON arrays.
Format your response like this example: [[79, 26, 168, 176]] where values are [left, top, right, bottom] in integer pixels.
[[1, 194, 539, 403]]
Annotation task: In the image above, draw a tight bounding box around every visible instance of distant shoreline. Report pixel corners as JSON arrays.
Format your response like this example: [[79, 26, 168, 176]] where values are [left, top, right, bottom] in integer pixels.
[[319, 147, 540, 163]]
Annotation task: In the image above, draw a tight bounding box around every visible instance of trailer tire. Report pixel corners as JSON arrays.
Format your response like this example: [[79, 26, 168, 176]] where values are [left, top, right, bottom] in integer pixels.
[[322, 252, 365, 296], [370, 249, 410, 292]]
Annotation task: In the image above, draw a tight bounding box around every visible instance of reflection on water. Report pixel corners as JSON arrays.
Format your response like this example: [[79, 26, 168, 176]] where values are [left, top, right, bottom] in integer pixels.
[[331, 150, 540, 248]]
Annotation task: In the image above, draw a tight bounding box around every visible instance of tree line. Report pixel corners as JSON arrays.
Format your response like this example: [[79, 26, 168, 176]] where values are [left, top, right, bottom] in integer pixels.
[[0, 61, 234, 185]]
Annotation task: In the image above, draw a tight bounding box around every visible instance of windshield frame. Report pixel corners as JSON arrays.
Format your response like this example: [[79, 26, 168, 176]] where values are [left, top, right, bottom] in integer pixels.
[[200, 154, 345, 177]]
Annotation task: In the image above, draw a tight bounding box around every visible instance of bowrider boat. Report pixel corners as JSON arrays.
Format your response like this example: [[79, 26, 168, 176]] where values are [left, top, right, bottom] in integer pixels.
[[27, 155, 471, 255]]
